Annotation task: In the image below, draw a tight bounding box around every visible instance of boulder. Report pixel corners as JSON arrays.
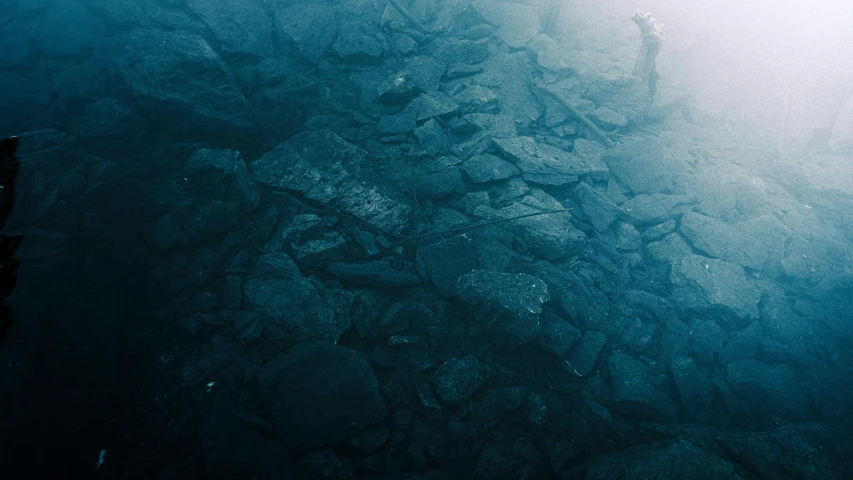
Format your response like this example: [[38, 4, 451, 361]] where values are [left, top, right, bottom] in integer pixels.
[[432, 354, 494, 404], [726, 359, 810, 420], [186, 0, 273, 57], [671, 254, 761, 320], [608, 351, 677, 422], [260, 343, 387, 452]]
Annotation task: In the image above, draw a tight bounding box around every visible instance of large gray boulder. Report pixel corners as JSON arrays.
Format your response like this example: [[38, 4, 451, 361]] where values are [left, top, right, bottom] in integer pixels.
[[260, 343, 387, 453], [680, 212, 791, 271], [671, 254, 761, 320]]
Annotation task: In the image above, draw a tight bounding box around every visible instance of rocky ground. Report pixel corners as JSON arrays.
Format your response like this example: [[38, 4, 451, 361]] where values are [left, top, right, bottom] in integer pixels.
[[2, 0, 853, 479]]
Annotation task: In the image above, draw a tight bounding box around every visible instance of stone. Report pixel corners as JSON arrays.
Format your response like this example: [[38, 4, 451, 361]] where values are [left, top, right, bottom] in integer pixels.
[[726, 359, 810, 420], [186, 0, 273, 57], [456, 270, 549, 349], [330, 20, 386, 63], [536, 309, 582, 358], [671, 357, 714, 415], [589, 106, 628, 128], [28, 0, 105, 57], [671, 255, 761, 320], [565, 331, 607, 377], [462, 153, 520, 183], [260, 343, 387, 452], [417, 234, 480, 297], [114, 30, 253, 135], [378, 72, 423, 105], [602, 138, 680, 194], [232, 311, 262, 343], [404, 55, 447, 92], [407, 168, 466, 199], [608, 351, 677, 422], [469, 387, 530, 431], [432, 354, 494, 404], [404, 91, 459, 122], [275, 3, 338, 61], [574, 182, 622, 233], [243, 253, 353, 342], [414, 118, 449, 156], [463, 113, 518, 139], [718, 322, 764, 366], [472, 0, 540, 48], [454, 85, 499, 114], [690, 320, 727, 365], [250, 132, 411, 235], [327, 261, 422, 287], [680, 212, 791, 271], [622, 194, 695, 224]]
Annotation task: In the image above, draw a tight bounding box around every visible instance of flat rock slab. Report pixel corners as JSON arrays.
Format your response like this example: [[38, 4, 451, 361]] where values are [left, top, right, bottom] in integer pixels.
[[462, 153, 520, 183], [680, 212, 791, 271], [603, 137, 682, 194], [622, 193, 695, 224], [494, 136, 607, 185], [574, 182, 622, 232], [260, 343, 387, 453], [250, 131, 411, 235], [671, 254, 761, 320]]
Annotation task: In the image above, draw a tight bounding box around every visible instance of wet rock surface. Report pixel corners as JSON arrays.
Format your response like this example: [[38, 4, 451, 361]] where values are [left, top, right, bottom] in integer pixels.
[[2, 1, 853, 478]]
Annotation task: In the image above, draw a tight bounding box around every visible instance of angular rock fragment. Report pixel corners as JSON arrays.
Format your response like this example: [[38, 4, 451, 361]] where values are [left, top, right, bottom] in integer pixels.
[[432, 354, 494, 404], [726, 359, 810, 420], [574, 182, 622, 233], [462, 153, 520, 183], [456, 270, 549, 349], [670, 357, 714, 415], [243, 253, 353, 342], [608, 351, 677, 422], [566, 331, 607, 377], [671, 254, 761, 320]]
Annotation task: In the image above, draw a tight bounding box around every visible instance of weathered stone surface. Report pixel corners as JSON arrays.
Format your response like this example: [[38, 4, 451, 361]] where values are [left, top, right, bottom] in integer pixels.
[[462, 153, 519, 183], [718, 322, 764, 366], [260, 343, 387, 452], [250, 132, 411, 235], [187, 0, 273, 57], [327, 261, 422, 287], [566, 331, 607, 377], [602, 138, 680, 194], [573, 438, 741, 480], [456, 270, 549, 349], [114, 30, 253, 135], [330, 20, 387, 63], [243, 253, 353, 342], [726, 359, 810, 420], [536, 309, 582, 358], [608, 351, 677, 422], [275, 3, 338, 61], [414, 118, 449, 156], [671, 254, 761, 320], [681, 212, 791, 271], [622, 194, 694, 224], [589, 106, 627, 129], [474, 189, 585, 260], [586, 73, 649, 123], [432, 354, 494, 404], [404, 91, 459, 122], [454, 85, 499, 114], [404, 55, 447, 92], [418, 234, 479, 297], [27, 0, 105, 57], [574, 182, 622, 233], [690, 319, 727, 365], [671, 357, 714, 415], [494, 136, 606, 186], [463, 113, 518, 139]]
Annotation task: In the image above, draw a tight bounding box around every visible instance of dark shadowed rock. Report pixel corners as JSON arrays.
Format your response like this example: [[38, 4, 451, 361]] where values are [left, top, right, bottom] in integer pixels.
[[469, 387, 531, 431], [574, 182, 622, 233], [250, 132, 411, 235], [570, 438, 740, 480], [432, 354, 494, 405], [417, 234, 480, 297], [536, 309, 582, 358], [718, 322, 764, 365], [115, 30, 253, 136], [566, 331, 607, 377], [260, 343, 387, 453], [187, 0, 273, 57], [243, 253, 353, 342], [327, 261, 422, 287], [456, 270, 549, 349], [671, 357, 714, 415], [608, 351, 677, 422], [690, 319, 727, 365], [473, 189, 584, 260], [726, 359, 810, 420], [476, 432, 542, 480]]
